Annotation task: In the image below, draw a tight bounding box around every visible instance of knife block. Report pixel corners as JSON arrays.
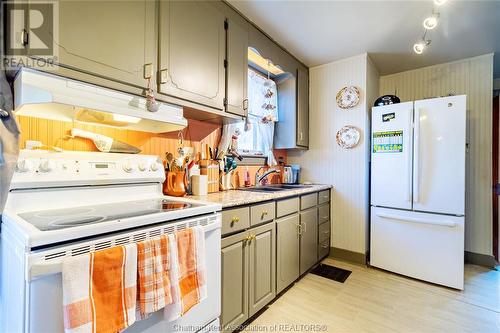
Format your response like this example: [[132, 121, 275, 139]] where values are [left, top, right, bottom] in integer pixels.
[[199, 160, 219, 193]]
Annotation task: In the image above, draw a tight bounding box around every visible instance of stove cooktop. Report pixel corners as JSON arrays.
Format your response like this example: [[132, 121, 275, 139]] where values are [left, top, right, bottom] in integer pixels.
[[18, 199, 202, 231]]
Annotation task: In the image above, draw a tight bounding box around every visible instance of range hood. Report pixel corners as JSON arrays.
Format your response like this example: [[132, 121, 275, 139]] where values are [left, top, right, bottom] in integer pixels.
[[13, 68, 187, 133]]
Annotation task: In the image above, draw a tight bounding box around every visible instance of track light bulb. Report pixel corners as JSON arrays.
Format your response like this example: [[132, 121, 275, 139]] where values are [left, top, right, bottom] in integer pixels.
[[434, 0, 447, 5], [423, 16, 438, 30], [413, 42, 425, 54]]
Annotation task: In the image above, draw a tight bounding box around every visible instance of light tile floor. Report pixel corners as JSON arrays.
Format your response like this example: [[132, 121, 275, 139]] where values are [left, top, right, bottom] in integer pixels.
[[244, 258, 500, 333]]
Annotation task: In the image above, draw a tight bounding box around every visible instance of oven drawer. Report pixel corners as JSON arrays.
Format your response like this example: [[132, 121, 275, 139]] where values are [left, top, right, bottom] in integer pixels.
[[250, 202, 275, 226], [222, 207, 250, 236]]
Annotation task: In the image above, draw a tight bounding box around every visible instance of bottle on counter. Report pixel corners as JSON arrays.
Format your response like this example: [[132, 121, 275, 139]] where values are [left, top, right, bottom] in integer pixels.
[[244, 167, 251, 187]]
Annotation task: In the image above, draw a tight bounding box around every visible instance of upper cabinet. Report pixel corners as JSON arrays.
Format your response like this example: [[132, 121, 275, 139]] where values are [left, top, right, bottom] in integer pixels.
[[223, 5, 249, 117], [56, 0, 156, 89], [296, 65, 310, 147], [158, 0, 225, 111]]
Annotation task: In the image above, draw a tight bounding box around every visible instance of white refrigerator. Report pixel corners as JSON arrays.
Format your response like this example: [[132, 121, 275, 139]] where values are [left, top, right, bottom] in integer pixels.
[[370, 95, 466, 290]]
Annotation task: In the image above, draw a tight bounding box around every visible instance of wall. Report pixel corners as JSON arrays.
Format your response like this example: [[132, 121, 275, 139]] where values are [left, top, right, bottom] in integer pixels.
[[379, 53, 494, 257], [288, 53, 377, 255], [16, 116, 286, 186]]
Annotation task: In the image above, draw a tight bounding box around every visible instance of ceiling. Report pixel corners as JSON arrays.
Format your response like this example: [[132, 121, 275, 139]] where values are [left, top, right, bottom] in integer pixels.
[[228, 0, 500, 78]]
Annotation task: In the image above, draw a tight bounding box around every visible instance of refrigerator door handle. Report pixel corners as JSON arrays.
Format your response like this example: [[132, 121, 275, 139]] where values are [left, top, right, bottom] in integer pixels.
[[406, 116, 413, 202], [376, 213, 457, 228], [413, 107, 421, 203]]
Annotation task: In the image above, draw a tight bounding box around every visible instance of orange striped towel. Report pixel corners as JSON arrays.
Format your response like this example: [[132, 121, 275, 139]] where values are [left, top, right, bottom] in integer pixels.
[[136, 235, 173, 319], [164, 226, 207, 321], [62, 244, 137, 333]]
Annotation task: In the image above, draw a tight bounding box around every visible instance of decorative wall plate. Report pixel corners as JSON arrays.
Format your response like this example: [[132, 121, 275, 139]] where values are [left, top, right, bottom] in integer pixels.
[[336, 86, 360, 109], [336, 125, 360, 149]]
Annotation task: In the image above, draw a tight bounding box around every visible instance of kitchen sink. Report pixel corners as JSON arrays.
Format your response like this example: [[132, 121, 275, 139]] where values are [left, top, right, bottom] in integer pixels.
[[239, 184, 312, 192]]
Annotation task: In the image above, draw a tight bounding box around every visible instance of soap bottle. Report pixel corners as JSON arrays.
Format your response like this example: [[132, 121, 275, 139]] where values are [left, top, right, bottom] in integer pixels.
[[244, 167, 251, 187]]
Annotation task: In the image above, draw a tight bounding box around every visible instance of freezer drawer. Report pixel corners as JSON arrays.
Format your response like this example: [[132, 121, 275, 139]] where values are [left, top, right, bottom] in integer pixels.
[[370, 207, 464, 290]]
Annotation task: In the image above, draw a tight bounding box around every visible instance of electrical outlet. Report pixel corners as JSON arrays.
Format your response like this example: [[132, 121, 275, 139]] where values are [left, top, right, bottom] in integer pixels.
[[25, 140, 43, 150]]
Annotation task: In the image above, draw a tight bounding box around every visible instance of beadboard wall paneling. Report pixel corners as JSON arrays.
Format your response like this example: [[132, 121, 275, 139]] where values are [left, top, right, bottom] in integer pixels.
[[379, 53, 494, 256], [16, 116, 222, 156], [288, 54, 373, 254]]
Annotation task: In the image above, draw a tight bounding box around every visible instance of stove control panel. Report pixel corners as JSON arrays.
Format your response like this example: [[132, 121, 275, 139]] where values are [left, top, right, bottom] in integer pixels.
[[11, 150, 166, 189]]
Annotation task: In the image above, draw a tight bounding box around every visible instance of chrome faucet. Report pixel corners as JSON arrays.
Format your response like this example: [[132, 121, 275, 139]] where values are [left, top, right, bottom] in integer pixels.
[[255, 166, 280, 187]]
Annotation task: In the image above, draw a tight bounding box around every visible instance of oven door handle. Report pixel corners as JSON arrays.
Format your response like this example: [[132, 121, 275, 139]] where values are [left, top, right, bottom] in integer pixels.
[[28, 222, 221, 281], [29, 261, 62, 281]]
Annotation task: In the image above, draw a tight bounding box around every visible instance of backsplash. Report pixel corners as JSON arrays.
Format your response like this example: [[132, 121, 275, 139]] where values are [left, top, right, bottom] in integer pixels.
[[16, 116, 287, 186]]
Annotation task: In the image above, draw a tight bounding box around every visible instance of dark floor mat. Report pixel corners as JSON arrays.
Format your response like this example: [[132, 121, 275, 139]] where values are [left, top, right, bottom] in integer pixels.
[[310, 264, 352, 283]]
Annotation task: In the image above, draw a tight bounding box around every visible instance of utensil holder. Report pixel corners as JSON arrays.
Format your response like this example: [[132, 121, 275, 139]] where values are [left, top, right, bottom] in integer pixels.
[[200, 160, 219, 193]]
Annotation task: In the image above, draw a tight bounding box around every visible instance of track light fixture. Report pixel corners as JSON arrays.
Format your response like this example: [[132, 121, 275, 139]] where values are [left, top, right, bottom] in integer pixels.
[[413, 1, 447, 55]]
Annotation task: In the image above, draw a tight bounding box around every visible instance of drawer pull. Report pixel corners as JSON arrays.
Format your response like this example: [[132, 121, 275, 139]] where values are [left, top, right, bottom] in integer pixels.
[[321, 244, 329, 249], [322, 216, 329, 219], [322, 231, 329, 235], [231, 217, 240, 224], [297, 224, 302, 236], [261, 211, 268, 219]]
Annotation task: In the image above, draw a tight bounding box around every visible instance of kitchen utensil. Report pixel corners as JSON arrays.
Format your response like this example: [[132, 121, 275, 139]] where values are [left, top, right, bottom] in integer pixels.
[[71, 129, 141, 154], [163, 171, 188, 197], [165, 152, 174, 171], [283, 166, 294, 184], [374, 95, 401, 107]]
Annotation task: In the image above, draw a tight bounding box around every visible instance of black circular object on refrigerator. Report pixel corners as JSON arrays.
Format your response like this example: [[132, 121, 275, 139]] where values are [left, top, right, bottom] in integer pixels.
[[374, 95, 401, 107]]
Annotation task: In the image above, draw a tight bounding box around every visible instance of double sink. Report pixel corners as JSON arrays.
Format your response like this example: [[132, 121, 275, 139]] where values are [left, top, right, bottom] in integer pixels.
[[240, 184, 312, 193]]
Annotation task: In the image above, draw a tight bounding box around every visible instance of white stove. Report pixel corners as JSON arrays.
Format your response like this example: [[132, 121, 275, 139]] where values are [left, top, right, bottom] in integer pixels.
[[1, 150, 222, 333]]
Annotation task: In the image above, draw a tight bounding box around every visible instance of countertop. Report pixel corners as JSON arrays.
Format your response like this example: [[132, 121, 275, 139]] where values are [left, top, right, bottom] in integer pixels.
[[187, 184, 332, 208]]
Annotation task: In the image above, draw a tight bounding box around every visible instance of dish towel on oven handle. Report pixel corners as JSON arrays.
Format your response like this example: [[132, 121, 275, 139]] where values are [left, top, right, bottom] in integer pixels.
[[164, 226, 207, 321], [136, 235, 173, 319], [62, 244, 137, 333]]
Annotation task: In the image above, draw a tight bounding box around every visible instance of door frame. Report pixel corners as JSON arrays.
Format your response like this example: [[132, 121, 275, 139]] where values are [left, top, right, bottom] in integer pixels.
[[493, 96, 499, 261]]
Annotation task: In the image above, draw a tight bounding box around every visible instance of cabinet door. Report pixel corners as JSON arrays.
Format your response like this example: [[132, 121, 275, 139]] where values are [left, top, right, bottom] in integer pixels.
[[221, 231, 249, 331], [296, 66, 309, 147], [300, 207, 318, 274], [248, 222, 276, 316], [56, 0, 156, 88], [276, 214, 300, 294], [158, 0, 225, 110], [225, 12, 248, 116]]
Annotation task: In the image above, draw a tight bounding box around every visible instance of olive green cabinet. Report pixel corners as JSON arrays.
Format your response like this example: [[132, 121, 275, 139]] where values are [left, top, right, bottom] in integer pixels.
[[299, 207, 318, 275], [276, 214, 300, 294], [224, 5, 249, 117], [56, 0, 156, 89], [221, 221, 275, 331], [221, 231, 249, 331], [296, 65, 310, 147], [158, 0, 225, 110], [248, 222, 276, 316]]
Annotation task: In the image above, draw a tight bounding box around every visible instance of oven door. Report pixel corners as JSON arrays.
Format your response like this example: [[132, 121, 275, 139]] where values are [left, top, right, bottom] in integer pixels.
[[26, 214, 221, 333]]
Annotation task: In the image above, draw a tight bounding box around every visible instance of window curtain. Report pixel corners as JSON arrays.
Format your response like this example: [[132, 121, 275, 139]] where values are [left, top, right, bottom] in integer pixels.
[[247, 69, 279, 165], [218, 69, 279, 165]]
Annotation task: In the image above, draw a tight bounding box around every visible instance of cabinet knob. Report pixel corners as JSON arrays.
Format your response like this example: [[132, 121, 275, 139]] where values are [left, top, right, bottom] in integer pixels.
[[231, 217, 240, 224], [159, 69, 168, 84]]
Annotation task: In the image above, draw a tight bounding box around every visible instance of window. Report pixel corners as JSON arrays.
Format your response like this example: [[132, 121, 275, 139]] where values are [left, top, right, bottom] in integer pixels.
[[235, 68, 279, 164]]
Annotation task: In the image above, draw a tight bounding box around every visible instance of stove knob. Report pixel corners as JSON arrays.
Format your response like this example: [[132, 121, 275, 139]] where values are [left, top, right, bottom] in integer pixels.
[[16, 159, 34, 173], [39, 159, 56, 173], [138, 162, 147, 172], [122, 161, 135, 173], [150, 162, 160, 172]]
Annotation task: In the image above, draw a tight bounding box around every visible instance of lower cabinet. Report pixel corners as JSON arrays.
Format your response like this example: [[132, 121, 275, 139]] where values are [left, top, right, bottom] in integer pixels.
[[221, 222, 275, 332], [299, 207, 318, 275], [276, 214, 300, 294]]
